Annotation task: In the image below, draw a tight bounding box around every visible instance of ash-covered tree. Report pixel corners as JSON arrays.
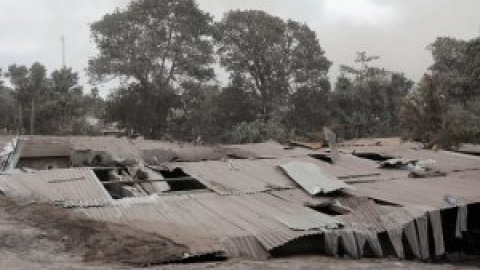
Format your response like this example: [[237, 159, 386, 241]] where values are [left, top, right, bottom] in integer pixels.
[[7, 63, 50, 135], [6, 64, 93, 135], [462, 37, 480, 103], [0, 69, 16, 133], [89, 0, 215, 138], [427, 37, 470, 104], [331, 52, 413, 138], [401, 36, 480, 147], [169, 81, 221, 142], [214, 74, 259, 133], [42, 67, 88, 134], [215, 10, 331, 121]]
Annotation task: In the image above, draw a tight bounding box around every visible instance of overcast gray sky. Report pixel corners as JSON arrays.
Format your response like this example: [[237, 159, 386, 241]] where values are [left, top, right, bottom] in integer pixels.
[[1, 0, 479, 96]]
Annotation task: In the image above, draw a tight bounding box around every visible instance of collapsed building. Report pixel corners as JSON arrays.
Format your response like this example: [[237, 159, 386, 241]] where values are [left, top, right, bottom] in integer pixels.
[[0, 136, 479, 262]]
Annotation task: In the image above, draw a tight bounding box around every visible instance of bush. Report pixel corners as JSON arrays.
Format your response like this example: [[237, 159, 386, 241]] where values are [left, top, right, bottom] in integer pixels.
[[229, 118, 290, 144]]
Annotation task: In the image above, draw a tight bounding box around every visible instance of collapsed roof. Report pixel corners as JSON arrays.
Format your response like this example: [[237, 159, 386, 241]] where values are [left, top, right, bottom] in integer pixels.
[[0, 136, 480, 262]]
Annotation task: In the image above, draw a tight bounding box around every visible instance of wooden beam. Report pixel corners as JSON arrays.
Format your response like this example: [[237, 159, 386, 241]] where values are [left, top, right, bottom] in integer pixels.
[[101, 177, 196, 185]]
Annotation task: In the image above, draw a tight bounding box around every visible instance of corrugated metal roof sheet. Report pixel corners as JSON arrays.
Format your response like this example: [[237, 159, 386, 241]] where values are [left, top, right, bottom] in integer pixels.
[[275, 212, 342, 231], [134, 139, 259, 162], [163, 159, 296, 195], [267, 188, 331, 207], [228, 142, 317, 158], [279, 161, 350, 195], [293, 155, 383, 180], [79, 192, 324, 256], [162, 155, 384, 196], [0, 174, 36, 198], [350, 173, 480, 208], [350, 148, 480, 173], [68, 136, 140, 162], [457, 144, 480, 154], [2, 136, 480, 260], [6, 168, 113, 207], [20, 139, 71, 158]]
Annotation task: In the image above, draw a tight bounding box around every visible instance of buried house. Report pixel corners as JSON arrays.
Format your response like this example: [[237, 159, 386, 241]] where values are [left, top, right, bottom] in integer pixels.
[[0, 136, 480, 262]]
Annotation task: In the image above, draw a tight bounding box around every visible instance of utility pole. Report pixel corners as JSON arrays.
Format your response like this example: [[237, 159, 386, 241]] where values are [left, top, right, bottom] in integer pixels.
[[61, 35, 66, 68], [18, 104, 23, 135], [30, 99, 34, 135]]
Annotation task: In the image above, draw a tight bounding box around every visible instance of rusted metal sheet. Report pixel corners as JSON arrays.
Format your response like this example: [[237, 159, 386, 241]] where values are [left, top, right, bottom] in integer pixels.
[[279, 161, 350, 195]]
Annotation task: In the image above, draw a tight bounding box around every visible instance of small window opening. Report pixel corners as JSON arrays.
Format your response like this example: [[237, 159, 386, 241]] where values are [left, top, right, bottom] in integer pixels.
[[353, 152, 394, 162]]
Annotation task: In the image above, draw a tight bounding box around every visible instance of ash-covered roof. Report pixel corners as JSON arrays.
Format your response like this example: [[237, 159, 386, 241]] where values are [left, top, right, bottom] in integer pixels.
[[1, 135, 480, 262]]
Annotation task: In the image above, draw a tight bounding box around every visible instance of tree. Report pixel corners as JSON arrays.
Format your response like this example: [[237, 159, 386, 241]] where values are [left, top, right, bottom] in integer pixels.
[[400, 74, 448, 143], [0, 70, 16, 133], [215, 10, 331, 120], [331, 52, 413, 138], [427, 37, 469, 104], [39, 67, 87, 134], [213, 74, 259, 133], [7, 63, 49, 135], [89, 0, 215, 138], [83, 87, 105, 119], [462, 37, 480, 102], [170, 81, 221, 142], [285, 86, 330, 137]]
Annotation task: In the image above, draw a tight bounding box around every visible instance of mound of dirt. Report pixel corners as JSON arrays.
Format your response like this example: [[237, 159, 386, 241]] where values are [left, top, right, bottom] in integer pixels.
[[0, 196, 188, 266]]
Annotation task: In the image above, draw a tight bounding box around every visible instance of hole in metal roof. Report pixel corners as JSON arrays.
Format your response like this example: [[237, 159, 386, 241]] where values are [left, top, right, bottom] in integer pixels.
[[308, 154, 333, 164], [353, 153, 395, 162], [157, 168, 209, 192]]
